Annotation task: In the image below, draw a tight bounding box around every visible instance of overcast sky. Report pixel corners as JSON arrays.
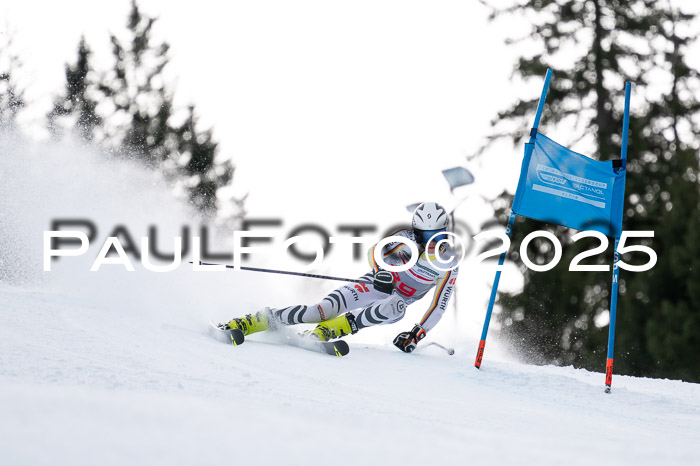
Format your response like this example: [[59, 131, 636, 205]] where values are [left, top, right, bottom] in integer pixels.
[[5, 1, 698, 221], [3, 0, 535, 224]]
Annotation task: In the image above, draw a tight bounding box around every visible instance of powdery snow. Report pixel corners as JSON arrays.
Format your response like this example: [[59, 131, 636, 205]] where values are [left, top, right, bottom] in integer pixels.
[[1, 140, 698, 465], [1, 284, 699, 466]]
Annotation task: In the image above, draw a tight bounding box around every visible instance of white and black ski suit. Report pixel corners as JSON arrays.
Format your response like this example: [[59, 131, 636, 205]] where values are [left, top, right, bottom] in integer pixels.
[[273, 229, 459, 333]]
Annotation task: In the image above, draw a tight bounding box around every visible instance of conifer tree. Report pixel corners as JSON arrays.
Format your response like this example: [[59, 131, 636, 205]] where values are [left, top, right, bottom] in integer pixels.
[[480, 0, 700, 381], [99, 0, 176, 164], [97, 0, 238, 215], [0, 38, 25, 133], [47, 37, 101, 142], [175, 106, 234, 216]]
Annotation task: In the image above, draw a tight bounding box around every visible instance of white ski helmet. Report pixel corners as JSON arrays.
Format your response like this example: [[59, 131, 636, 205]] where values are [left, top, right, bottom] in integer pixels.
[[412, 202, 449, 245]]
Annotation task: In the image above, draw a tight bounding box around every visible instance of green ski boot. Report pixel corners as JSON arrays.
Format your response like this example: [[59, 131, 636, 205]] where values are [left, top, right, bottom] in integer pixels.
[[220, 309, 276, 336], [307, 313, 358, 341]]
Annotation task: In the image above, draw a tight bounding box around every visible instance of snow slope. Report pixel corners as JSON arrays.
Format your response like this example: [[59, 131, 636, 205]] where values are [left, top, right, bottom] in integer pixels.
[[2, 283, 699, 466], [1, 140, 699, 465]]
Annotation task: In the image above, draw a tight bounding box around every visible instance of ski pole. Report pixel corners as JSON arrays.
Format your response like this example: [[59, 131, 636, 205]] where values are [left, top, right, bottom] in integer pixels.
[[188, 261, 365, 284], [425, 342, 455, 355]]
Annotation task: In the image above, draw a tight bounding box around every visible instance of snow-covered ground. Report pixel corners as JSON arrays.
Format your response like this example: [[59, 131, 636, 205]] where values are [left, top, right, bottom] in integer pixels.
[[1, 140, 699, 465], [2, 283, 699, 466]]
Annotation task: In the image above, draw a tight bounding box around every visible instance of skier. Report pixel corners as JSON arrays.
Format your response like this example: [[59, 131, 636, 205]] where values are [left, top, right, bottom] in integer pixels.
[[217, 202, 459, 353]]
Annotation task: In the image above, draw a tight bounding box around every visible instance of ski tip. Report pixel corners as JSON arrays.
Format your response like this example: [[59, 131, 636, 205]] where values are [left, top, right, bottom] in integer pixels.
[[316, 339, 349, 357], [209, 320, 245, 346], [230, 332, 244, 345], [331, 340, 350, 357]]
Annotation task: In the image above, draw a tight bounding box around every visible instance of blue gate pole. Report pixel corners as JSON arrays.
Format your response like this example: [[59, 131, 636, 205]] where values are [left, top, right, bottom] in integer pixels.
[[605, 238, 621, 392], [474, 210, 515, 367], [605, 82, 631, 393], [475, 69, 553, 368]]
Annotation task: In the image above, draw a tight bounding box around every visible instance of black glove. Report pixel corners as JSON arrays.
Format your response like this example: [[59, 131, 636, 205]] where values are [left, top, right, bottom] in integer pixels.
[[373, 270, 395, 294], [393, 324, 426, 353]]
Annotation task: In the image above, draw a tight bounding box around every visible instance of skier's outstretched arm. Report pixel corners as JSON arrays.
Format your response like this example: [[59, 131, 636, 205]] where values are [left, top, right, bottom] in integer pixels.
[[418, 267, 458, 331]]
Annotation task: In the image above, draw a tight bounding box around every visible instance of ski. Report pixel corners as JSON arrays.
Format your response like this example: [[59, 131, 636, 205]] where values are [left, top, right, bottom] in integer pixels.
[[209, 320, 245, 346], [281, 334, 350, 357], [208, 320, 349, 357]]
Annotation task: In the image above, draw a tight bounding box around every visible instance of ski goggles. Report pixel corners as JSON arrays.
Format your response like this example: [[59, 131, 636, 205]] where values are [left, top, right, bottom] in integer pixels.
[[415, 228, 448, 245]]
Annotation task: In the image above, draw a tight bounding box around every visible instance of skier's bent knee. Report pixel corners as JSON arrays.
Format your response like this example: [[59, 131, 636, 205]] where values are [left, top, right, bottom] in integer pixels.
[[353, 295, 407, 329]]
